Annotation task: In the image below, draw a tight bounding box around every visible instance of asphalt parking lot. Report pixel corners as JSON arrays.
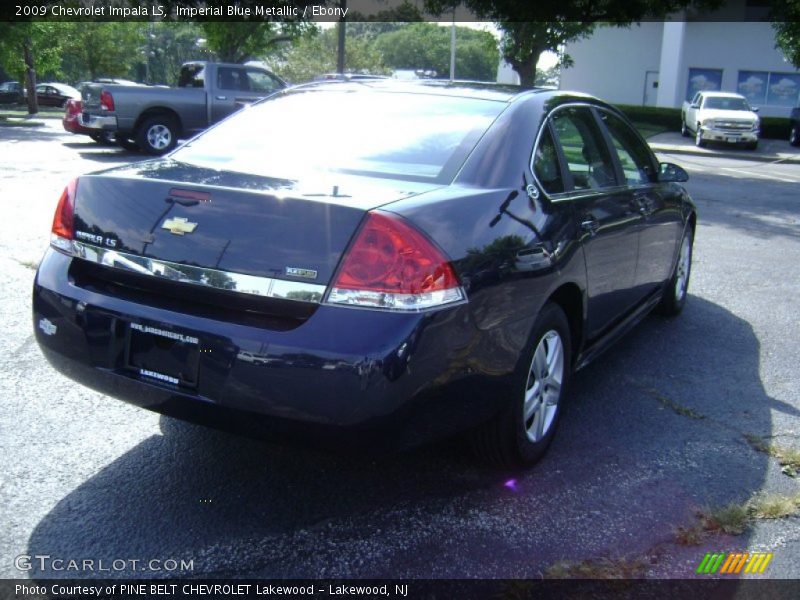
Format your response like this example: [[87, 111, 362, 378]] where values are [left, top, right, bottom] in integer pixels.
[[1, 121, 798, 579]]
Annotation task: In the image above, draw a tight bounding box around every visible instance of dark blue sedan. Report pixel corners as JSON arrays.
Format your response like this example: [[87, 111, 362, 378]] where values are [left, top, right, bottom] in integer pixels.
[[33, 81, 695, 467]]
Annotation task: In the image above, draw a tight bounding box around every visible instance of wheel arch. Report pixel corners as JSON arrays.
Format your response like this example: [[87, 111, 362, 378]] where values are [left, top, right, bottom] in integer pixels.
[[134, 107, 183, 138], [544, 282, 584, 368]]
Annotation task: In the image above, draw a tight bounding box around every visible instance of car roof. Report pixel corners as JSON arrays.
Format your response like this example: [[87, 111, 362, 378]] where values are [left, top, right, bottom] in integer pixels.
[[286, 79, 555, 103], [699, 91, 745, 98]]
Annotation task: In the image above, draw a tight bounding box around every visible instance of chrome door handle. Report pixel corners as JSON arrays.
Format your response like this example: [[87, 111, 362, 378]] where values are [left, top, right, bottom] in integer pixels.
[[215, 95, 227, 100]]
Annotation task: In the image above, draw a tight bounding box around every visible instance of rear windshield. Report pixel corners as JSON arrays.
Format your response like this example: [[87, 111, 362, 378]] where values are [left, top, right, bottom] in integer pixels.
[[704, 96, 750, 111], [172, 89, 506, 183]]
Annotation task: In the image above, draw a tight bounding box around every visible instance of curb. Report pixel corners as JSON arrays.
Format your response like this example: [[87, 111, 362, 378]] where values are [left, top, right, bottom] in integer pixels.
[[650, 145, 800, 165]]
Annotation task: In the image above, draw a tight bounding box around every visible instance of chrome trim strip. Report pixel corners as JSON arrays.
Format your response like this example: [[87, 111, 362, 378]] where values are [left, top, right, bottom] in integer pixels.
[[67, 241, 327, 303]]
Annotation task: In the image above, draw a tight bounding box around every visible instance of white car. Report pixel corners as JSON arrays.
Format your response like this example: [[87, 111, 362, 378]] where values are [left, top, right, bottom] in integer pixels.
[[681, 91, 760, 150]]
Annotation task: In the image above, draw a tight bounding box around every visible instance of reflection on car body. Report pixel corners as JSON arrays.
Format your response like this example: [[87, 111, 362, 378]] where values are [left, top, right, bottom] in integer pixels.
[[33, 81, 695, 467]]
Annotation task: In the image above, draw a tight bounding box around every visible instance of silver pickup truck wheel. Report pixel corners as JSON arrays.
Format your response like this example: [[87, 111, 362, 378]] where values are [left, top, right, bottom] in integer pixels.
[[136, 116, 178, 156]]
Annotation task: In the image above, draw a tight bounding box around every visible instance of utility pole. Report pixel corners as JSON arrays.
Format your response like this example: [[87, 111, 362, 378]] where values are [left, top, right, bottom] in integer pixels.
[[336, 0, 347, 74], [449, 10, 456, 81]]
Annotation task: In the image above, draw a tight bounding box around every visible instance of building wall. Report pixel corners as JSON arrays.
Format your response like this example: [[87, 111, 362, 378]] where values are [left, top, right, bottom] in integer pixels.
[[680, 22, 797, 117], [559, 23, 664, 105], [560, 21, 799, 118]]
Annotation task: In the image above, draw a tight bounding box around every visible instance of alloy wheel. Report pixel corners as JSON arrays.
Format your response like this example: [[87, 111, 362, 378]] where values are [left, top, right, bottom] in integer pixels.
[[675, 234, 692, 301], [523, 330, 564, 442], [146, 124, 172, 151]]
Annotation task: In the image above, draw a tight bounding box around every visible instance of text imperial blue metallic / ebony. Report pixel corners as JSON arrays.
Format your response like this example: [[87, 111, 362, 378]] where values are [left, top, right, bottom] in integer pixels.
[[33, 81, 696, 467]]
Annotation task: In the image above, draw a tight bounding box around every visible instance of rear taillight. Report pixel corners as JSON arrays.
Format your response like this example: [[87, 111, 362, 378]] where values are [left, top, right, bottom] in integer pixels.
[[326, 211, 465, 311], [50, 178, 78, 254], [100, 90, 114, 111]]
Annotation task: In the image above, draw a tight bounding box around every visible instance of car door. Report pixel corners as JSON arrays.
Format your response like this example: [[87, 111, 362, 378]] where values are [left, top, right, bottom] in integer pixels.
[[596, 108, 682, 295], [548, 105, 642, 340], [210, 67, 280, 124]]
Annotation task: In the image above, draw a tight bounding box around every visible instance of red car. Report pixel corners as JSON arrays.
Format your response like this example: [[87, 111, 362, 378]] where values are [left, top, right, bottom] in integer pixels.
[[63, 98, 114, 144]]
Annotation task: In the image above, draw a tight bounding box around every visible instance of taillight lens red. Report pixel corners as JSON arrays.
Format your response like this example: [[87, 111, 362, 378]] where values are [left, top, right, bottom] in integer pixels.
[[50, 178, 78, 253], [327, 212, 464, 311], [100, 90, 114, 111]]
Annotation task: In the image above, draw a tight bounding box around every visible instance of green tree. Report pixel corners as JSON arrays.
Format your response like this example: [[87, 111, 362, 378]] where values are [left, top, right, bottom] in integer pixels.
[[374, 23, 499, 81], [425, 0, 723, 86], [773, 1, 800, 68], [199, 22, 310, 63], [145, 22, 212, 85], [266, 27, 389, 83], [0, 22, 63, 113], [60, 23, 145, 83]]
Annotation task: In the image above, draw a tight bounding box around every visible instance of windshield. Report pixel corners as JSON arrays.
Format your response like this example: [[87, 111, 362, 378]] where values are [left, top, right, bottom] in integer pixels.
[[172, 89, 506, 183], [704, 97, 751, 111]]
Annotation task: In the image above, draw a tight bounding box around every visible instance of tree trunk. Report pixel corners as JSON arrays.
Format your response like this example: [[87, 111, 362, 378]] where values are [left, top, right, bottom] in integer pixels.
[[23, 35, 38, 115], [510, 49, 542, 88]]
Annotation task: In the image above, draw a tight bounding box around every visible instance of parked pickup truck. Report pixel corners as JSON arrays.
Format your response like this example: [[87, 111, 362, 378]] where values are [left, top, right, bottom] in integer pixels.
[[82, 62, 286, 155], [681, 91, 760, 150], [790, 104, 799, 147]]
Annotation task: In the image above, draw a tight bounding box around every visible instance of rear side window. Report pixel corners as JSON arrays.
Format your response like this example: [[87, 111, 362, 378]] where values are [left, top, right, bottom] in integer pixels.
[[217, 67, 246, 91], [598, 111, 654, 185], [179, 65, 205, 88], [533, 126, 564, 194], [551, 107, 617, 191]]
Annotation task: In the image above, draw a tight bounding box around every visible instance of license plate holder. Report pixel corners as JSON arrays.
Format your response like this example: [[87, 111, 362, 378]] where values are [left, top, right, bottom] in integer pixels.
[[126, 324, 200, 387]]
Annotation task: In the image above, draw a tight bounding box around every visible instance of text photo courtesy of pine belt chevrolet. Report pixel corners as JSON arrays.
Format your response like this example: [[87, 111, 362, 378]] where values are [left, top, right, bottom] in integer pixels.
[[80, 61, 286, 155], [681, 91, 761, 149], [33, 82, 696, 468]]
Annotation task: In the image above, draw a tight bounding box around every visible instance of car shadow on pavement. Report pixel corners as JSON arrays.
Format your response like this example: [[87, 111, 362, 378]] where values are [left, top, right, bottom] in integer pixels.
[[26, 296, 789, 578]]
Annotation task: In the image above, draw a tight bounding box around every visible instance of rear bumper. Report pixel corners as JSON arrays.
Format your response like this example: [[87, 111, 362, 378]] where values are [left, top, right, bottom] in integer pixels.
[[82, 113, 117, 131], [33, 249, 513, 448]]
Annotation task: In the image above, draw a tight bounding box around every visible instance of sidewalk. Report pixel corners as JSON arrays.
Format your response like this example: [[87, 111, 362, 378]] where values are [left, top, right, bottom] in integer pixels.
[[649, 131, 800, 164]]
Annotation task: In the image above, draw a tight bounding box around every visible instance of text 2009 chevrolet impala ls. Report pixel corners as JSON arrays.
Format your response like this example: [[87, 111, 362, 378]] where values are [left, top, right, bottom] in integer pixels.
[[33, 82, 695, 467]]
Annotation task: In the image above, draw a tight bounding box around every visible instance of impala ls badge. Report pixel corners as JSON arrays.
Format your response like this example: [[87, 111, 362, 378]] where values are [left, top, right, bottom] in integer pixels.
[[285, 267, 318, 279], [161, 217, 198, 235]]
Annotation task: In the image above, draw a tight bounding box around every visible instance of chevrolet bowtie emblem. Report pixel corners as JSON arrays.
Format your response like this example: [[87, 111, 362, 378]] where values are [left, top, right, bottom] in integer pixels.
[[161, 217, 198, 235]]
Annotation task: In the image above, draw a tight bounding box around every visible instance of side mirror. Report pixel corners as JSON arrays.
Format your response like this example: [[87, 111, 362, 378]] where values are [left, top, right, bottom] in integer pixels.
[[690, 103, 699, 109], [752, 107, 759, 113], [658, 162, 689, 183]]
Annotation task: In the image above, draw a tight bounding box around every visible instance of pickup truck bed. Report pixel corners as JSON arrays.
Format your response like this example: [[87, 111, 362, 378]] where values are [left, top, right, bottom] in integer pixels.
[[82, 62, 286, 155]]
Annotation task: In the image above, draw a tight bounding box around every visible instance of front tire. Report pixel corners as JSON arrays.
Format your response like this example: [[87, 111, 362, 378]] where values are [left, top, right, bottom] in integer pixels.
[[745, 140, 758, 151], [657, 227, 694, 316], [136, 116, 179, 156], [790, 126, 800, 147], [695, 126, 706, 148], [471, 303, 571, 468]]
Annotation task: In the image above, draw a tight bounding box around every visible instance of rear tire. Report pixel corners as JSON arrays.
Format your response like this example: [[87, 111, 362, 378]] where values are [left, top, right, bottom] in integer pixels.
[[681, 119, 689, 137], [471, 303, 571, 468], [136, 115, 178, 156], [790, 126, 800, 147], [657, 227, 693, 316]]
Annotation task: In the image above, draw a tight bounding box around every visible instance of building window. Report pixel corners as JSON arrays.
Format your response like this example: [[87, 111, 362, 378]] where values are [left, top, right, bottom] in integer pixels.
[[686, 68, 723, 101], [737, 71, 800, 107]]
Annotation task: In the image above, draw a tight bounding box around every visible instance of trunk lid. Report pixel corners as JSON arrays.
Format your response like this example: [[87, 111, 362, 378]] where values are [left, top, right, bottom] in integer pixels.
[[71, 160, 440, 288]]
